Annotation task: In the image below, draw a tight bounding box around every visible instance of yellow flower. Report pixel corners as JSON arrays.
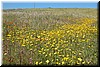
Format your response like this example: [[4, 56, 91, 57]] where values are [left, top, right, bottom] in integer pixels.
[[78, 58, 82, 61], [2, 38, 4, 40], [43, 52, 45, 54], [46, 60, 49, 64], [88, 46, 90, 48], [12, 40, 14, 43], [45, 54, 47, 57], [30, 41, 32, 43], [62, 61, 65, 65], [72, 39, 74, 42], [39, 61, 42, 64], [67, 31, 70, 33], [63, 57, 69, 61], [82, 39, 85, 42], [7, 34, 11, 37], [54, 52, 57, 54], [27, 36, 29, 38], [30, 48, 32, 50], [87, 61, 90, 64], [49, 53, 51, 56], [30, 44, 33, 46], [76, 35, 78, 37], [77, 61, 80, 64], [22, 44, 25, 46], [35, 61, 38, 65], [66, 54, 69, 57], [37, 36, 40, 38], [58, 63, 61, 65], [56, 62, 59, 64], [82, 61, 85, 64], [79, 53, 82, 55]]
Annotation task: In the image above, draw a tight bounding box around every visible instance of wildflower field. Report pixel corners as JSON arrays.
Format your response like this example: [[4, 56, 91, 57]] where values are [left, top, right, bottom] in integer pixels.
[[2, 8, 98, 66]]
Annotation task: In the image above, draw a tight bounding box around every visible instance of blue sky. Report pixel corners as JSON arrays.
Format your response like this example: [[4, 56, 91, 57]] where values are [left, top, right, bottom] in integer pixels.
[[3, 2, 97, 9]]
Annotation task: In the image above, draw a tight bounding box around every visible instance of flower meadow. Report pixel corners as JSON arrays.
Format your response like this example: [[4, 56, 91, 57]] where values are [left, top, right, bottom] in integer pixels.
[[2, 8, 98, 66]]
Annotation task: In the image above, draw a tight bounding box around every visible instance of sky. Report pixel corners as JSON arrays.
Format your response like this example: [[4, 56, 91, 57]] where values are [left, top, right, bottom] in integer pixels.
[[3, 2, 98, 9]]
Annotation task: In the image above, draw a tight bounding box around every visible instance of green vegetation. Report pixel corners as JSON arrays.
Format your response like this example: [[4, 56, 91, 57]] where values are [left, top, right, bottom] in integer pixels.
[[2, 8, 98, 66]]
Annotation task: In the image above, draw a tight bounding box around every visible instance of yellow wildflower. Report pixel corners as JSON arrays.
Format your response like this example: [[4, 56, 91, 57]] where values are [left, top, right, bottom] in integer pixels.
[[35, 61, 38, 65], [39, 61, 42, 64], [12, 40, 14, 43], [63, 57, 69, 61], [37, 36, 40, 38], [62, 61, 65, 65], [30, 48, 32, 50], [22, 44, 25, 46], [30, 44, 33, 46], [56, 62, 59, 64], [46, 60, 49, 64], [2, 38, 4, 40], [82, 61, 85, 64], [7, 34, 11, 37], [78, 58, 82, 61]]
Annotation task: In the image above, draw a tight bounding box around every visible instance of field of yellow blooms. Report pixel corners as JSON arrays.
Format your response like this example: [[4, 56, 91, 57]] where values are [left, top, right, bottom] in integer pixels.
[[2, 8, 98, 66]]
